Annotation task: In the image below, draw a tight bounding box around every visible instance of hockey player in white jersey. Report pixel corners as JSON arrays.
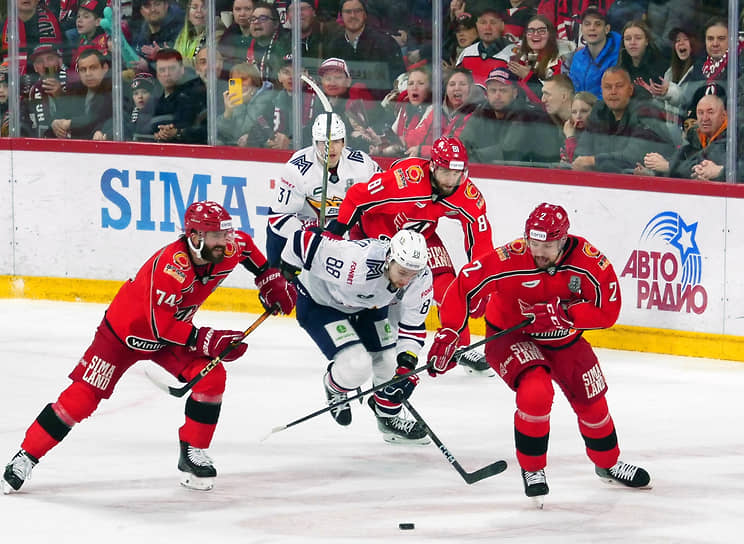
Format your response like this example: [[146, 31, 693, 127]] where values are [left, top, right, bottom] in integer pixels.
[[265, 112, 380, 266], [280, 229, 433, 444]]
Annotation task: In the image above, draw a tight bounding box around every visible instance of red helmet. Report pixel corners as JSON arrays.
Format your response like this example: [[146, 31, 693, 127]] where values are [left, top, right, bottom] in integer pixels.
[[525, 203, 570, 241], [184, 201, 233, 233], [430, 136, 468, 170]]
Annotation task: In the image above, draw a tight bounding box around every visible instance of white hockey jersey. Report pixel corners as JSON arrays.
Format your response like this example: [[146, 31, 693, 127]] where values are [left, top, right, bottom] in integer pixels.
[[281, 231, 433, 354], [267, 145, 380, 241]]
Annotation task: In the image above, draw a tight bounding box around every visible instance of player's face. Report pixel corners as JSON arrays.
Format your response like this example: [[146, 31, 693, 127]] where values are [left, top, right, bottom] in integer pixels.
[[528, 238, 564, 269], [432, 166, 464, 196], [198, 229, 234, 263], [387, 261, 420, 288], [315, 138, 344, 167]]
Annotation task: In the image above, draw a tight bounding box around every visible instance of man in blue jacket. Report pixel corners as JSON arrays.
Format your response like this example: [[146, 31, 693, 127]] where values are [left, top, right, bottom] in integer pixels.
[[568, 6, 621, 99]]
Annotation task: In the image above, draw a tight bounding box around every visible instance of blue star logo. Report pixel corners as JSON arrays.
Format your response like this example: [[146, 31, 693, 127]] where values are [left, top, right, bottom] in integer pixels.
[[669, 216, 699, 267], [641, 211, 702, 287]]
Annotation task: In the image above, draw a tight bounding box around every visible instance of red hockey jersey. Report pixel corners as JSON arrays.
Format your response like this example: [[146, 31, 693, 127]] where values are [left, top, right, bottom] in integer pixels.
[[440, 234, 621, 347], [105, 231, 267, 351]]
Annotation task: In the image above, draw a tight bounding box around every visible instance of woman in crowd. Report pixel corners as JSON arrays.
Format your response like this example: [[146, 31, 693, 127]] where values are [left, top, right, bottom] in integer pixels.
[[617, 20, 667, 88], [443, 13, 479, 69], [560, 91, 597, 165], [175, 0, 225, 68], [217, 62, 274, 147]]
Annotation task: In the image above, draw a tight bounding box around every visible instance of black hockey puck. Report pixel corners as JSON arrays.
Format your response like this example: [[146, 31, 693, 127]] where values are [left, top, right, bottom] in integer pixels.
[[399, 523, 415, 530]]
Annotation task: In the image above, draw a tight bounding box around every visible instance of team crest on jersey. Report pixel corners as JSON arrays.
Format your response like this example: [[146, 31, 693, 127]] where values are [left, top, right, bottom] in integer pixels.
[[463, 182, 480, 200], [508, 239, 527, 255], [224, 239, 237, 257], [173, 251, 190, 270], [582, 242, 601, 258], [164, 263, 186, 283], [366, 258, 384, 280], [568, 275, 581, 293], [405, 164, 424, 183], [394, 168, 407, 188]]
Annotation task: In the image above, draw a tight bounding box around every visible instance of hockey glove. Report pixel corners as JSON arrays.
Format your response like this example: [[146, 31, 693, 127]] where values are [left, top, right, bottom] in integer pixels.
[[324, 219, 349, 237], [519, 297, 574, 334], [379, 351, 420, 403], [193, 327, 247, 362], [256, 267, 298, 315], [427, 328, 460, 377], [469, 295, 488, 319]]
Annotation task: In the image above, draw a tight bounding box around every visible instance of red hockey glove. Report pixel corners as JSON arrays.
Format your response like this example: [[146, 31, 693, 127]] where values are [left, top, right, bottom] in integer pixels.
[[519, 297, 574, 334], [194, 327, 247, 362], [256, 268, 298, 315], [469, 295, 488, 319], [427, 328, 460, 377]]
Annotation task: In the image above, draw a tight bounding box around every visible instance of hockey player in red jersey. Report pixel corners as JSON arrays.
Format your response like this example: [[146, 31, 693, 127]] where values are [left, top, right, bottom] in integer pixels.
[[328, 135, 495, 375], [426, 202, 651, 507], [2, 201, 296, 494]]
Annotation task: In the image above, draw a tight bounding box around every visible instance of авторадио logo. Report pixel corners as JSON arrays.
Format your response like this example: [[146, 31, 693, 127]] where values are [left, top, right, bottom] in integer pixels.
[[619, 211, 707, 314]]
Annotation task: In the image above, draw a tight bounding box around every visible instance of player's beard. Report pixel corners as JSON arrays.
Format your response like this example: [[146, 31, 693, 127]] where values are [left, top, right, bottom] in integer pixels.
[[201, 245, 226, 264]]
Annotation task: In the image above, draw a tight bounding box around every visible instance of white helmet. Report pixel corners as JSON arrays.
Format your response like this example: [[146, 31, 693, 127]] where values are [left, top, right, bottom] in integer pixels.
[[389, 230, 428, 272], [312, 112, 346, 142]]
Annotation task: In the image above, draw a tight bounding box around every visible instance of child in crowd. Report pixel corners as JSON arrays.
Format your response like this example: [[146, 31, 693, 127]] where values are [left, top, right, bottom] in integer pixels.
[[129, 72, 157, 140], [72, 0, 110, 69]]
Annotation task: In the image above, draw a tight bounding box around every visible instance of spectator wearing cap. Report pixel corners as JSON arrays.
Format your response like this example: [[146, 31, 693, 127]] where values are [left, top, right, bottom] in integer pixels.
[[645, 0, 696, 61], [573, 66, 673, 173], [217, 62, 274, 146], [219, 0, 255, 74], [324, 0, 406, 100], [128, 72, 157, 139], [1, 0, 63, 75], [20, 44, 69, 137], [302, 56, 384, 151], [130, 0, 184, 74], [455, 3, 510, 89], [640, 89, 727, 180], [50, 48, 112, 140], [71, 0, 109, 69], [244, 2, 291, 86], [444, 12, 479, 69], [459, 65, 559, 164], [568, 6, 621, 99], [150, 48, 204, 142]]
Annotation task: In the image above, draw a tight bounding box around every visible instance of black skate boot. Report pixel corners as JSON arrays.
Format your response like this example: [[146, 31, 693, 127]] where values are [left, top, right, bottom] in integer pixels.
[[457, 349, 495, 377], [521, 468, 549, 508], [2, 449, 38, 494], [178, 441, 216, 491], [367, 397, 430, 445], [324, 370, 352, 426], [595, 460, 652, 489]]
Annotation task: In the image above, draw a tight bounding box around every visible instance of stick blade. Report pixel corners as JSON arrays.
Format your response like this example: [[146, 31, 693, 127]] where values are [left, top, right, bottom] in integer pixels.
[[464, 460, 508, 484], [260, 425, 286, 442]]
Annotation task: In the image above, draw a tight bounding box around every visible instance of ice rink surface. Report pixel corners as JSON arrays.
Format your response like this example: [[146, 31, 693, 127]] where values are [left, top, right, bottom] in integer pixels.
[[1, 299, 743, 543]]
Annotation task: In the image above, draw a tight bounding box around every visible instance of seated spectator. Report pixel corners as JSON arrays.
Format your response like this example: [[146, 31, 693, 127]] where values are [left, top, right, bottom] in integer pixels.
[[72, 0, 109, 69], [130, 0, 184, 74], [305, 56, 384, 152], [217, 62, 274, 146], [573, 66, 673, 173], [267, 55, 314, 150], [286, 0, 328, 63], [179, 44, 228, 144], [502, 0, 537, 43], [244, 2, 290, 86], [641, 88, 727, 180], [150, 48, 204, 142], [218, 0, 255, 74], [459, 66, 560, 164], [540, 73, 574, 154], [456, 3, 510, 89], [371, 65, 433, 157], [20, 44, 69, 137], [325, 0, 406, 100], [50, 48, 112, 140], [128, 72, 157, 140], [444, 12, 479, 70], [645, 0, 696, 61], [617, 20, 667, 89], [174, 0, 222, 68], [568, 6, 621, 99], [1, 0, 63, 75], [561, 90, 597, 164], [497, 15, 565, 104]]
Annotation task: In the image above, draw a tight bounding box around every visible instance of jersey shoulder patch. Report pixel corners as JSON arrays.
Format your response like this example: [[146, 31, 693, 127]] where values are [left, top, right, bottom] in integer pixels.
[[346, 149, 365, 163], [289, 154, 313, 176]]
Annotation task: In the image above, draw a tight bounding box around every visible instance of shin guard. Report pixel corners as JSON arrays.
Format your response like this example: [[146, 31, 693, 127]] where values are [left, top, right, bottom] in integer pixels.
[[514, 367, 554, 471], [574, 397, 619, 468]]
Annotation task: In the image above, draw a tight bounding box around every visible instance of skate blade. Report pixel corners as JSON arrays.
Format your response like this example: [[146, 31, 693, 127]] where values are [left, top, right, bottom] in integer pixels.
[[461, 366, 496, 378], [598, 476, 653, 490], [381, 433, 431, 446], [180, 472, 214, 491], [530, 495, 545, 509], [1, 479, 14, 495]]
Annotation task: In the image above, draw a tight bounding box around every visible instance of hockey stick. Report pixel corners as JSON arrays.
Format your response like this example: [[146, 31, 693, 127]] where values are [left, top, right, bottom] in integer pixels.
[[145, 307, 275, 398], [300, 74, 333, 227], [263, 319, 531, 440], [402, 399, 507, 484]]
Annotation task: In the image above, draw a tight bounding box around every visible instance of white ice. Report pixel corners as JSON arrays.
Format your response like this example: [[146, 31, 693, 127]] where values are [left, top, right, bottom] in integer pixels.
[[1, 299, 743, 543]]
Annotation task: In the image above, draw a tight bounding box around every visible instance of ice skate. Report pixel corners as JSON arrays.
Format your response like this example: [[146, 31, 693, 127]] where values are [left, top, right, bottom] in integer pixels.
[[595, 460, 652, 489], [323, 371, 352, 426], [521, 468, 549, 509], [367, 397, 430, 445], [457, 349, 495, 377], [2, 449, 38, 494], [178, 441, 216, 491]]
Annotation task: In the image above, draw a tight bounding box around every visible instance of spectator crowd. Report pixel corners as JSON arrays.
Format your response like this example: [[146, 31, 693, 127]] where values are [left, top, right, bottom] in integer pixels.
[[1, 0, 743, 180]]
